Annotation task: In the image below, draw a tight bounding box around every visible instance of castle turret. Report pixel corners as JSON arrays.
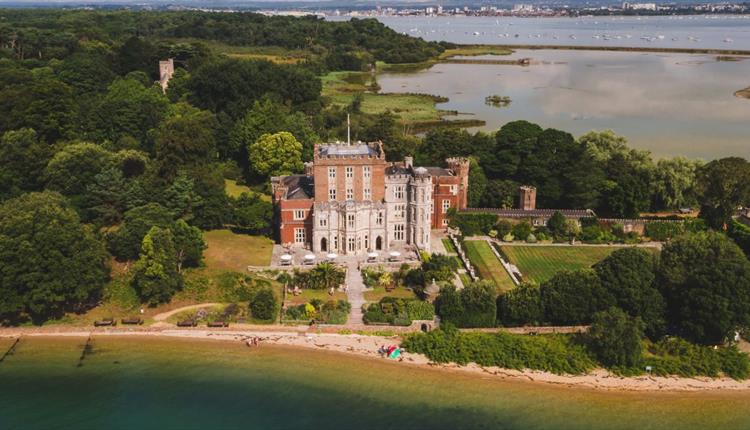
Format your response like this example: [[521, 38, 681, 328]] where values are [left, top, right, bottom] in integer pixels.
[[446, 157, 470, 209], [158, 58, 174, 93], [519, 185, 537, 211]]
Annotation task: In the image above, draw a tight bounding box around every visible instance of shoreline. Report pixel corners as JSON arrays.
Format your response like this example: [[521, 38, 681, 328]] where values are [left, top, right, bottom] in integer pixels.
[[450, 43, 750, 56], [735, 86, 750, 99], [3, 328, 749, 393]]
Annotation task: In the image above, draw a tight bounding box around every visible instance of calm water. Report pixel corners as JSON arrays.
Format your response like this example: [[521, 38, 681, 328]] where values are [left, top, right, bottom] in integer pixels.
[[369, 15, 750, 50], [1, 336, 749, 430], [377, 49, 750, 159]]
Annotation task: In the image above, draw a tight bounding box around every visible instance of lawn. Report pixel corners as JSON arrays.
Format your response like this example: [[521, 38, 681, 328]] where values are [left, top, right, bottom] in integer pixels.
[[500, 245, 624, 285], [286, 288, 348, 306], [463, 240, 516, 293], [224, 179, 271, 201], [364, 286, 417, 302], [203, 229, 274, 271], [442, 238, 457, 253]]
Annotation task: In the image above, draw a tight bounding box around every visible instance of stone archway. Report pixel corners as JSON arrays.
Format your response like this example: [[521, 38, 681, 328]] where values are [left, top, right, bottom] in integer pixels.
[[375, 236, 383, 251], [320, 237, 328, 252]]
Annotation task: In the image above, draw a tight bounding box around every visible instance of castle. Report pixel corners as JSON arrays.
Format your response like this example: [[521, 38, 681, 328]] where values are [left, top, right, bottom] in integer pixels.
[[271, 141, 469, 255]]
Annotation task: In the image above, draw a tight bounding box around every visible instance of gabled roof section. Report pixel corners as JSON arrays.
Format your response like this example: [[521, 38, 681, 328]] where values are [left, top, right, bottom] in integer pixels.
[[282, 175, 314, 200]]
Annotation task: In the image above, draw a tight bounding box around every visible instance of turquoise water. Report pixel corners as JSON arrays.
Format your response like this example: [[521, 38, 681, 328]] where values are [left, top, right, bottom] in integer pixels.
[[1, 337, 749, 430]]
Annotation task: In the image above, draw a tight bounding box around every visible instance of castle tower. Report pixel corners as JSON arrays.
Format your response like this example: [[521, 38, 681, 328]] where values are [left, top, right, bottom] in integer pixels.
[[158, 58, 174, 93], [446, 157, 470, 209], [519, 185, 537, 211]]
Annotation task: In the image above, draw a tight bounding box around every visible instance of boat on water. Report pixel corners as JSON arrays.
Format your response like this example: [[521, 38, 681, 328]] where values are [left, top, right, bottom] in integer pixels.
[[724, 38, 734, 43]]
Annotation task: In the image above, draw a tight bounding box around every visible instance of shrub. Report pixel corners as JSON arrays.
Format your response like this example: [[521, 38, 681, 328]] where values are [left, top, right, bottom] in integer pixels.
[[449, 212, 498, 236], [540, 269, 613, 326], [512, 222, 532, 241], [402, 327, 596, 375], [645, 221, 684, 241], [406, 300, 435, 320], [249, 286, 278, 321], [495, 220, 513, 238], [525, 233, 537, 243], [588, 307, 645, 367]]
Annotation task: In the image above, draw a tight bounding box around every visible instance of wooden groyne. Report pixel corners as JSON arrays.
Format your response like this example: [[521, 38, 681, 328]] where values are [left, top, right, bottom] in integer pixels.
[[77, 335, 94, 368], [0, 337, 21, 363]]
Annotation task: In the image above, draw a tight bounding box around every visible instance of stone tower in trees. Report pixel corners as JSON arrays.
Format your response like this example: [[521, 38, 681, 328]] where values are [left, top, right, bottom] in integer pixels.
[[519, 185, 537, 210], [158, 58, 174, 93]]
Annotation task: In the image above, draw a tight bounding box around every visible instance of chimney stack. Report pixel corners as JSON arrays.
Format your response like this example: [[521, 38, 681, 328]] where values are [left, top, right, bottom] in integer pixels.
[[404, 156, 413, 168]]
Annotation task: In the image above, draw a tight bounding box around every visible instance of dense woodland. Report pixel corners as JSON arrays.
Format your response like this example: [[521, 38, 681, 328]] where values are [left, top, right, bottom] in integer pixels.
[[1, 9, 749, 340]]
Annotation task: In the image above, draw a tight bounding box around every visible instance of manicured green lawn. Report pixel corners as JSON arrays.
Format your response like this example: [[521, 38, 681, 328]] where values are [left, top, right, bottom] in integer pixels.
[[364, 286, 417, 302], [442, 238, 457, 253], [463, 241, 516, 293], [286, 288, 348, 306], [500, 245, 623, 285], [203, 229, 274, 270]]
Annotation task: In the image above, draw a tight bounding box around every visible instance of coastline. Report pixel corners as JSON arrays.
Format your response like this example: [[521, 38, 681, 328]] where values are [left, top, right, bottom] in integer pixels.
[[3, 328, 749, 393], [448, 43, 750, 57], [735, 86, 750, 99]]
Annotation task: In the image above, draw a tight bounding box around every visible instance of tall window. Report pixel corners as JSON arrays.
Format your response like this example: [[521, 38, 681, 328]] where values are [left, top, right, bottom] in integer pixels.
[[348, 237, 356, 252], [395, 204, 405, 219], [328, 167, 336, 179], [329, 188, 336, 201], [346, 188, 354, 200], [345, 166, 353, 178], [394, 224, 405, 241], [363, 188, 371, 200], [293, 210, 305, 220], [376, 212, 384, 226], [449, 185, 458, 195], [363, 166, 371, 179], [394, 185, 404, 200], [442, 199, 451, 214], [319, 217, 327, 227], [333, 235, 338, 250], [347, 214, 355, 228], [294, 228, 306, 243]]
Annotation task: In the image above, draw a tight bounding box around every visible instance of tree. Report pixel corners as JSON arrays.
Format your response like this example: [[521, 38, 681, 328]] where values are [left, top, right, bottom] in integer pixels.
[[248, 131, 303, 179], [232, 193, 273, 233], [588, 307, 644, 367], [107, 203, 175, 260], [418, 127, 472, 166], [436, 282, 496, 328], [153, 108, 218, 181], [652, 157, 702, 210], [44, 142, 112, 198], [658, 231, 750, 344], [95, 77, 169, 148], [695, 157, 750, 230], [594, 248, 665, 338], [0, 192, 110, 322], [161, 172, 203, 221], [131, 226, 182, 306], [467, 157, 487, 208], [480, 179, 518, 208], [230, 98, 319, 163], [0, 128, 51, 200], [497, 282, 542, 326], [541, 269, 613, 325], [250, 286, 278, 321], [171, 219, 205, 272], [547, 211, 567, 238]]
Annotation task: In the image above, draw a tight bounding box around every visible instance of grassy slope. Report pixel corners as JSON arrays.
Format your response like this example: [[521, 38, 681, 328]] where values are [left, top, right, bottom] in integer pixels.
[[224, 179, 271, 201], [501, 246, 621, 285], [463, 241, 516, 293], [204, 229, 274, 270]]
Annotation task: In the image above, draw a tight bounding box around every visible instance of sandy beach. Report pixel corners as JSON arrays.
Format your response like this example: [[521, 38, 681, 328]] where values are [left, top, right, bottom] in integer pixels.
[[2, 327, 749, 393], [735, 86, 750, 99]]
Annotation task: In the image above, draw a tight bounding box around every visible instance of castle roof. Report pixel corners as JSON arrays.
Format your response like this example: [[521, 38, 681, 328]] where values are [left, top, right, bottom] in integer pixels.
[[462, 208, 595, 219], [318, 142, 380, 158], [279, 175, 314, 200]]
